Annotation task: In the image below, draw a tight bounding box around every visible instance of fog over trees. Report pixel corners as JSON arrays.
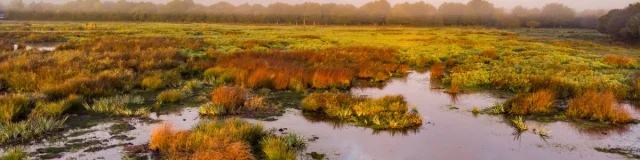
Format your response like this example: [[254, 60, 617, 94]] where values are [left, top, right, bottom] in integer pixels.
[[0, 0, 634, 29]]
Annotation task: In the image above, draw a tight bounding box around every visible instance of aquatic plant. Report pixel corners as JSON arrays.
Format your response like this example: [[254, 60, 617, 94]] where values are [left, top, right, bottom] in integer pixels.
[[142, 75, 164, 91], [301, 92, 422, 129], [566, 90, 631, 124], [511, 116, 528, 131], [199, 103, 227, 116], [83, 95, 148, 116]]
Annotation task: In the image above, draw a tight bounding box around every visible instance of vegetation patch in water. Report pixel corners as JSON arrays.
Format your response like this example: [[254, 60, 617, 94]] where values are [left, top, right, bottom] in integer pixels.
[[149, 118, 304, 160], [301, 92, 422, 130]]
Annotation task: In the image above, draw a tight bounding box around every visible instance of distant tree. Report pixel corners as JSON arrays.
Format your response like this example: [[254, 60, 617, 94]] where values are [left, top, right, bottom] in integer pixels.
[[8, 0, 24, 10], [540, 3, 576, 28], [493, 8, 519, 28], [598, 3, 640, 40], [467, 0, 495, 25], [526, 21, 541, 28], [438, 2, 467, 26], [360, 0, 392, 25]]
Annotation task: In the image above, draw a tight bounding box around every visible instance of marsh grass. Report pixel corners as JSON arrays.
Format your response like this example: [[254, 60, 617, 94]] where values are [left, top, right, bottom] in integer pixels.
[[0, 147, 28, 160], [505, 89, 556, 115], [430, 62, 445, 79], [83, 95, 148, 116], [261, 136, 297, 160], [511, 116, 528, 131], [157, 90, 183, 104], [0, 116, 67, 143], [211, 86, 247, 114], [150, 118, 296, 160], [0, 94, 32, 124], [566, 90, 632, 124], [301, 92, 422, 129]]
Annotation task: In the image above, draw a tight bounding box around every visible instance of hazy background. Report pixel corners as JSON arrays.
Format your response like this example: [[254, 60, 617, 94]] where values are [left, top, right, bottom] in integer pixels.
[[17, 0, 640, 10]]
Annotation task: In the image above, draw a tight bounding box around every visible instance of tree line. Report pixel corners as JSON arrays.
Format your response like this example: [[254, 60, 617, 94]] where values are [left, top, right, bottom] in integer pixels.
[[0, 0, 612, 29], [598, 3, 640, 40]]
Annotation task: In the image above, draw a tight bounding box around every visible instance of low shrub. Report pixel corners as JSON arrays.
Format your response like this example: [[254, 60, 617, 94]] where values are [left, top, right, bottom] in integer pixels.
[[157, 90, 183, 104], [505, 89, 556, 115], [566, 90, 631, 124]]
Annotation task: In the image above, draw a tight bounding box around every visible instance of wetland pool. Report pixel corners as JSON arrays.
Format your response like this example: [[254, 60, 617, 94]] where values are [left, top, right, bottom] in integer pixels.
[[6, 71, 640, 160]]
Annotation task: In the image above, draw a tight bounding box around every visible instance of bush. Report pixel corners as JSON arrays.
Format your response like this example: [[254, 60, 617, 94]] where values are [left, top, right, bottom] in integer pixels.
[[157, 90, 183, 104], [505, 89, 556, 115], [0, 94, 32, 124], [566, 90, 631, 124]]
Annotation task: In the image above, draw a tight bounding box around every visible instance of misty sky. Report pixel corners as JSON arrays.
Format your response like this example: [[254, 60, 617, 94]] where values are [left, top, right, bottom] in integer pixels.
[[16, 0, 640, 10]]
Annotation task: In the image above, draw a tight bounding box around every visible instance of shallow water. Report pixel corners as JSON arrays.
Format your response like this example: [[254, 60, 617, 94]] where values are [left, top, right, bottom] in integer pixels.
[[255, 72, 640, 160], [13, 43, 59, 51], [4, 72, 639, 159]]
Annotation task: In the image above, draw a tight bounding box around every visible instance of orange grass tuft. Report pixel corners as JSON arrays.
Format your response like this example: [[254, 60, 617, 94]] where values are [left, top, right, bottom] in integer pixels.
[[505, 89, 556, 115], [566, 90, 632, 124]]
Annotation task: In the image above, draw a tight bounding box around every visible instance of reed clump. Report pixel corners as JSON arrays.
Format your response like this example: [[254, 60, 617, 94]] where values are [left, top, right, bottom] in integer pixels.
[[505, 89, 556, 115], [566, 90, 632, 124]]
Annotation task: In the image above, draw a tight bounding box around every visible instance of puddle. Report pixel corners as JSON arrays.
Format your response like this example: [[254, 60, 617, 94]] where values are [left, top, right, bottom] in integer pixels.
[[2, 72, 639, 159], [14, 43, 59, 51]]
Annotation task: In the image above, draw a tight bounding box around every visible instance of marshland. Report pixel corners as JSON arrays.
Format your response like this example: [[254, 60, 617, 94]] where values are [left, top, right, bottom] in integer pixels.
[[1, 0, 640, 159]]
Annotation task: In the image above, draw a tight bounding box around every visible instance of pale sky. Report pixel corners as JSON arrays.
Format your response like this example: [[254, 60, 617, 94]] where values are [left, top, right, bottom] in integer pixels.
[[14, 0, 640, 10]]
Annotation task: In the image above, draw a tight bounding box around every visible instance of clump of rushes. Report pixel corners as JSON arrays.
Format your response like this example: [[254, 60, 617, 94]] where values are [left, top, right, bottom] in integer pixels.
[[0, 94, 32, 124], [566, 90, 631, 124], [157, 90, 183, 104], [201, 87, 273, 116], [30, 95, 82, 118], [83, 95, 149, 116], [0, 147, 28, 160], [150, 118, 297, 160], [472, 107, 480, 114], [211, 86, 247, 112], [0, 116, 67, 143], [301, 92, 422, 129], [504, 89, 555, 115], [261, 136, 297, 160], [511, 116, 528, 131], [430, 62, 445, 79]]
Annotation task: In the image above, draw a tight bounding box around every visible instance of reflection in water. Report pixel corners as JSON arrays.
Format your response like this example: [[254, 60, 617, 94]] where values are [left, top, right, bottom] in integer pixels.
[[13, 43, 59, 51], [301, 113, 421, 136]]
